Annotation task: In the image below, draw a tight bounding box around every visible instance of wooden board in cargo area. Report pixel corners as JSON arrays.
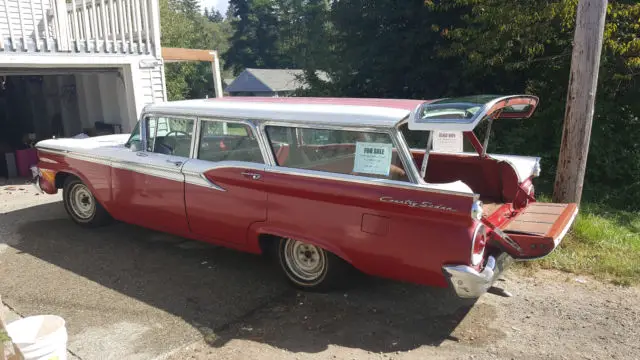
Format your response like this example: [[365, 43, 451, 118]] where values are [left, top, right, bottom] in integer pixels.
[[504, 203, 570, 236]]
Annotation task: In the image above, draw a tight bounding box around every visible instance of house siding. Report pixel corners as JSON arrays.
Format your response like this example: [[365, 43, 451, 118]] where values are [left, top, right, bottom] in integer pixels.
[[139, 65, 166, 105]]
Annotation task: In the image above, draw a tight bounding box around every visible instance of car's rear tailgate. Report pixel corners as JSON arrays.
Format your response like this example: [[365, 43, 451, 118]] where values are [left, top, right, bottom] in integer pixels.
[[491, 202, 579, 259]]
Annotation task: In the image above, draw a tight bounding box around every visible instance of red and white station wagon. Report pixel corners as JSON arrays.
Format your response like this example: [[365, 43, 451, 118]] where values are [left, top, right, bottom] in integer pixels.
[[32, 95, 578, 298]]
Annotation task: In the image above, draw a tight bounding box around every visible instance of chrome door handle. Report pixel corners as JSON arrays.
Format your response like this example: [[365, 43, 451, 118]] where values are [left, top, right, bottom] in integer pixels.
[[136, 152, 148, 157], [241, 172, 261, 180], [166, 159, 183, 166]]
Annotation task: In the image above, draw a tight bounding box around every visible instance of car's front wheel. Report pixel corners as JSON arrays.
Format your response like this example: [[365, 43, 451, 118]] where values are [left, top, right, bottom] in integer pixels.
[[63, 177, 111, 227], [277, 237, 353, 291]]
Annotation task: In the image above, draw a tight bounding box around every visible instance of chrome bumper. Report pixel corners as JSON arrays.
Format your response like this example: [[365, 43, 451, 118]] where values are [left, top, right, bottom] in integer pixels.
[[442, 253, 513, 298], [30, 165, 43, 193]]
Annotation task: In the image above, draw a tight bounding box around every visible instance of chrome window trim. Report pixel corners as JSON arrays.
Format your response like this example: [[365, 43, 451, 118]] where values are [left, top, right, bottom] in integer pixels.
[[140, 105, 408, 129], [195, 117, 271, 166], [189, 117, 200, 159], [258, 120, 420, 184]]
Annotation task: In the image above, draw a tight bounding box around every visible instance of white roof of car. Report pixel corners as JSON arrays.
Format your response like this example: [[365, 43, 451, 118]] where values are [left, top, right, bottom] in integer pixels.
[[143, 97, 427, 129]]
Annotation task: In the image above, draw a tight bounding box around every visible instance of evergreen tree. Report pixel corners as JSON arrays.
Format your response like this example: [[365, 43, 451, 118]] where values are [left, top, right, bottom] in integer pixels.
[[207, 7, 225, 22]]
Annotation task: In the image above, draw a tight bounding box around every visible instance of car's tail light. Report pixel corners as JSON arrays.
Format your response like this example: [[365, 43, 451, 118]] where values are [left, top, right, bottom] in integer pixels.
[[471, 224, 487, 266]]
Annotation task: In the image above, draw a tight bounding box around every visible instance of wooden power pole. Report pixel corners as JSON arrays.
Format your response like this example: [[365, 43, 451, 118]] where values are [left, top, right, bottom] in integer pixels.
[[553, 0, 608, 205]]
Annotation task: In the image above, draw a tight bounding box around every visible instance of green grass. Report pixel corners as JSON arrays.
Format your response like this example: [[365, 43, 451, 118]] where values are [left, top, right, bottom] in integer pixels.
[[518, 198, 640, 286]]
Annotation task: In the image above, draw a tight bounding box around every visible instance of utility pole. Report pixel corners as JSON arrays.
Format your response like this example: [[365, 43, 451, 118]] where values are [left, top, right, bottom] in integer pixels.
[[553, 0, 608, 205]]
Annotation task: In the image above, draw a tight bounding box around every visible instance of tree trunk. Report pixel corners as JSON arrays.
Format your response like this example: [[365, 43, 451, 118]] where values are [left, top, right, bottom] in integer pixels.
[[553, 0, 608, 205]]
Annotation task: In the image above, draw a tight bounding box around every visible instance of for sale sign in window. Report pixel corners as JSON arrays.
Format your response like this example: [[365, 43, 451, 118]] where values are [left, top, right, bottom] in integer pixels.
[[353, 142, 393, 176]]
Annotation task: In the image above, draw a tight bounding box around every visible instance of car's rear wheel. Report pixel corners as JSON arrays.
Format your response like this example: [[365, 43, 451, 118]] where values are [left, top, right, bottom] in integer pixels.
[[63, 177, 111, 227], [277, 237, 352, 291]]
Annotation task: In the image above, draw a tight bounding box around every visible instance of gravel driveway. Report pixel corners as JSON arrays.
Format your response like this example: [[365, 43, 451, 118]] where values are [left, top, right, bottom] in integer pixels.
[[1, 180, 638, 360]]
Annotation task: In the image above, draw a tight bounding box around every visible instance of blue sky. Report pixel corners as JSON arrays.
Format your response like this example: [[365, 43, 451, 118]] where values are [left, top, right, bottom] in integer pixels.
[[199, 0, 229, 13]]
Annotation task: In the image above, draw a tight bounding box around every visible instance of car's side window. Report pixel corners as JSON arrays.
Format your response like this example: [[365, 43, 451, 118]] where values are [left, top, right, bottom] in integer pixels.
[[197, 120, 265, 164], [146, 116, 195, 157], [265, 126, 410, 182]]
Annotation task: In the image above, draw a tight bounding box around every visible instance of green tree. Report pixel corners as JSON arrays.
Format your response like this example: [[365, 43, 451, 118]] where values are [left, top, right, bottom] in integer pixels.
[[224, 0, 286, 73], [160, 0, 233, 100], [310, 0, 639, 207]]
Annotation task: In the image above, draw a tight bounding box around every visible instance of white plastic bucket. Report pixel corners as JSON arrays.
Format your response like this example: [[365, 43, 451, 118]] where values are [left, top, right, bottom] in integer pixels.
[[6, 315, 68, 360]]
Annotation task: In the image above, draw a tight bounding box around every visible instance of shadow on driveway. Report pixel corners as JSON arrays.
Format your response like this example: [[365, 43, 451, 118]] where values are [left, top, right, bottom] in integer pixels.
[[7, 201, 477, 355]]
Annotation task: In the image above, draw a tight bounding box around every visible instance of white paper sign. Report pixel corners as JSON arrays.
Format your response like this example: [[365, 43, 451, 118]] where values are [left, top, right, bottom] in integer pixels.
[[353, 142, 393, 176], [433, 131, 463, 153]]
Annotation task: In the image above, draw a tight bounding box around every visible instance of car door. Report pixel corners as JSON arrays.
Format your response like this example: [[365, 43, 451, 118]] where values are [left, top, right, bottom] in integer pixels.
[[110, 115, 194, 235], [182, 118, 267, 245]]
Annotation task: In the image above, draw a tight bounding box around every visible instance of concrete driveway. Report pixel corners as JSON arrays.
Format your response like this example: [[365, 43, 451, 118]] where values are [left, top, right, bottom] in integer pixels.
[[0, 183, 290, 359], [2, 181, 638, 360], [0, 183, 472, 359]]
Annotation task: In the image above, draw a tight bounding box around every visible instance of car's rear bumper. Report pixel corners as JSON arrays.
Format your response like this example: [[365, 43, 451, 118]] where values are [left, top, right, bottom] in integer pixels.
[[442, 252, 513, 298]]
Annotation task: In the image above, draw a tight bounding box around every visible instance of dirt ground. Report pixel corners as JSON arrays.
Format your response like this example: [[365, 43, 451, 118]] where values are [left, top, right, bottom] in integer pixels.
[[1, 179, 639, 360], [169, 268, 640, 360]]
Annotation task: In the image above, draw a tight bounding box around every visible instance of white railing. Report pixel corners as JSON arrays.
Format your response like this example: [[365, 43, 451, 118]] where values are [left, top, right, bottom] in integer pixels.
[[1, 0, 160, 55], [1, 0, 52, 51]]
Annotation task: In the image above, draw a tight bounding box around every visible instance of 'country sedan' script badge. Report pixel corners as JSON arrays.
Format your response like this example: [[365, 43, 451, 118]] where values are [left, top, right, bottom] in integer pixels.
[[379, 196, 456, 212]]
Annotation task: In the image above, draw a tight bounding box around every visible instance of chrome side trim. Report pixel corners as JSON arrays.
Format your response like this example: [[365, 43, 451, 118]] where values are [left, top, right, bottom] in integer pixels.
[[185, 160, 266, 173], [443, 253, 513, 298], [38, 147, 112, 167], [112, 159, 184, 182], [265, 165, 474, 198], [39, 147, 185, 183], [39, 157, 59, 164], [182, 170, 226, 192], [182, 160, 267, 191]]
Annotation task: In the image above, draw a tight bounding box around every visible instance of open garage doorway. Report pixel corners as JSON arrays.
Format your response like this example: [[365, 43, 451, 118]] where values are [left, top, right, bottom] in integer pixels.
[[0, 68, 129, 178]]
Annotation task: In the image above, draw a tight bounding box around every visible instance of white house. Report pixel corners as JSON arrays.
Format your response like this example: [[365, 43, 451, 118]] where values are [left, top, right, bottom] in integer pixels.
[[0, 0, 166, 149]]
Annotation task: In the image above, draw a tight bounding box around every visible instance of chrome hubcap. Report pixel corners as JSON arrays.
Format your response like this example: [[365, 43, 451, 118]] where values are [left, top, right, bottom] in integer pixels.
[[69, 184, 95, 220], [284, 239, 326, 281]]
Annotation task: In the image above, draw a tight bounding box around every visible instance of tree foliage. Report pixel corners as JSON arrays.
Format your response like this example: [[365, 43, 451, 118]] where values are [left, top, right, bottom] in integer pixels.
[[162, 0, 640, 208], [319, 0, 639, 208], [223, 0, 332, 74], [160, 0, 232, 100]]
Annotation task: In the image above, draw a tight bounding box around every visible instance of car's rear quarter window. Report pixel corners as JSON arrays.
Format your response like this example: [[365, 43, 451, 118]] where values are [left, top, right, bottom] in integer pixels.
[[265, 126, 409, 182]]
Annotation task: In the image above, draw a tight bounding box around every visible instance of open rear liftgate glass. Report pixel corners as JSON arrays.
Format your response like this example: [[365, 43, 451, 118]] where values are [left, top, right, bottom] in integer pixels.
[[408, 95, 578, 259]]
